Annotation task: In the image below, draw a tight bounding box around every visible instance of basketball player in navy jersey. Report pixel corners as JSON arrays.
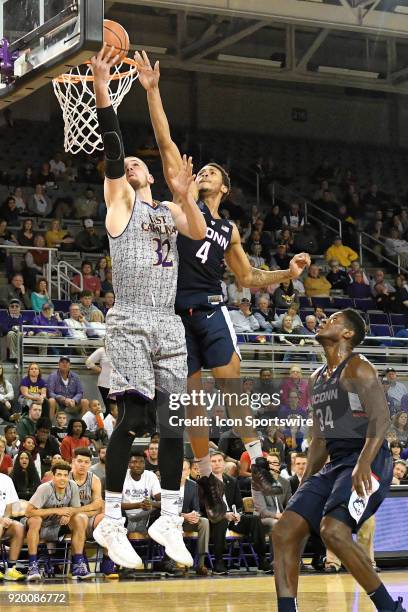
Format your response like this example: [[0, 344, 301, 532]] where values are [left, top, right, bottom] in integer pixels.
[[89, 45, 207, 569], [272, 309, 404, 612], [135, 51, 311, 520]]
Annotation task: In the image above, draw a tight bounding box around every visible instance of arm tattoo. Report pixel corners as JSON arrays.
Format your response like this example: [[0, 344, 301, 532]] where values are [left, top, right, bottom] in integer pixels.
[[249, 267, 292, 288]]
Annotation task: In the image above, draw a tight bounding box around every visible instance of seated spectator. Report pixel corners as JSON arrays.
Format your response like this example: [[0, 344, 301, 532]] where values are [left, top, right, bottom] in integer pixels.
[[273, 303, 302, 331], [72, 263, 102, 299], [229, 298, 260, 334], [273, 280, 299, 309], [304, 264, 332, 297], [101, 291, 115, 316], [51, 412, 68, 443], [288, 452, 308, 494], [278, 228, 295, 251], [347, 260, 369, 285], [78, 290, 104, 322], [280, 365, 310, 410], [64, 303, 88, 339], [24, 460, 93, 581], [4, 425, 20, 458], [282, 202, 304, 233], [23, 234, 49, 291], [384, 228, 408, 264], [0, 471, 25, 581], [263, 204, 283, 235], [253, 294, 275, 333], [89, 446, 106, 482], [19, 165, 36, 188], [45, 219, 74, 250], [35, 418, 60, 477], [31, 278, 52, 314], [0, 435, 12, 474], [0, 363, 15, 423], [49, 153, 66, 180], [47, 357, 89, 420], [259, 427, 285, 463], [0, 195, 19, 225], [82, 399, 108, 448], [227, 279, 251, 306], [28, 184, 53, 217], [33, 303, 66, 355], [370, 269, 395, 297], [272, 244, 291, 270], [392, 459, 408, 485], [95, 256, 110, 282], [17, 403, 42, 440], [101, 268, 113, 295], [313, 306, 327, 324], [279, 390, 308, 419], [302, 314, 318, 336], [41, 453, 63, 483], [325, 235, 358, 268], [208, 452, 271, 574], [20, 435, 42, 477], [374, 283, 395, 312], [390, 411, 408, 447], [75, 219, 103, 253], [60, 419, 90, 462], [144, 440, 159, 473], [19, 362, 48, 417], [86, 346, 113, 414], [36, 162, 56, 187], [390, 440, 404, 462], [103, 403, 117, 440], [10, 450, 41, 500], [122, 451, 161, 534], [382, 378, 399, 415], [17, 218, 35, 247], [1, 299, 31, 362], [0, 273, 31, 309], [86, 310, 106, 338], [277, 315, 302, 361], [326, 260, 350, 293], [0, 218, 17, 247], [385, 368, 407, 407], [348, 271, 372, 299], [13, 187, 28, 213], [74, 187, 99, 219], [392, 274, 408, 314]]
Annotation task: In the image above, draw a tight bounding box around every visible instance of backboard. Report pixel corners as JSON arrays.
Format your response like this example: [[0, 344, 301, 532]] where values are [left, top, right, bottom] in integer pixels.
[[0, 0, 103, 110]]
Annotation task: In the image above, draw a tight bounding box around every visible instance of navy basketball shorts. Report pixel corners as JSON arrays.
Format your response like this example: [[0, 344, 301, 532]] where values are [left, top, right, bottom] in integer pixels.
[[181, 306, 241, 376], [285, 445, 393, 533]]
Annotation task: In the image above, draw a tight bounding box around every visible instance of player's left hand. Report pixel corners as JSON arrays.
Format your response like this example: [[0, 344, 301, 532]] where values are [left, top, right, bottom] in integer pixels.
[[289, 253, 311, 279], [352, 460, 372, 498], [168, 155, 196, 199]]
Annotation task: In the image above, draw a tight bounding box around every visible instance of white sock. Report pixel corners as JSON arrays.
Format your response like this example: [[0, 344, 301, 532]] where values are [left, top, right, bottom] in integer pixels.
[[194, 454, 212, 478], [245, 440, 262, 465], [161, 489, 181, 517], [105, 491, 123, 521]]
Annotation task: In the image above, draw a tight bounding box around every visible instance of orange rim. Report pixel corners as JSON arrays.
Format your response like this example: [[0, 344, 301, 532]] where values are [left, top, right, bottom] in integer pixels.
[[54, 57, 137, 84]]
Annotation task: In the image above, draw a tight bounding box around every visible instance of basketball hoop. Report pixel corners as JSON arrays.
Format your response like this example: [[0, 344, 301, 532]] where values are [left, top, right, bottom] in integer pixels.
[[52, 57, 138, 155]]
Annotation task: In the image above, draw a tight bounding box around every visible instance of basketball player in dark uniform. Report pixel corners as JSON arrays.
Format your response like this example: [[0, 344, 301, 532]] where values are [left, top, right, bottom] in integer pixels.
[[272, 309, 404, 612], [89, 45, 207, 569], [134, 50, 310, 520]]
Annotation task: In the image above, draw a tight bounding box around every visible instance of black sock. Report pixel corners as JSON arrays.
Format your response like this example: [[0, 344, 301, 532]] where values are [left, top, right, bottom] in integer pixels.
[[368, 584, 395, 611], [277, 597, 298, 612]]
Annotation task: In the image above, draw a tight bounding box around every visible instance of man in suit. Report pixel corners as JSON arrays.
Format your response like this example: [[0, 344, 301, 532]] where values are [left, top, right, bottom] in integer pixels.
[[208, 452, 271, 575], [289, 452, 308, 495], [180, 459, 210, 576], [251, 453, 292, 563]]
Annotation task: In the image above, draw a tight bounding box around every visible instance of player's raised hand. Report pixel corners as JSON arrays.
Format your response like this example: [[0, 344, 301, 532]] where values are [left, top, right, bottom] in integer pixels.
[[90, 44, 121, 83], [289, 252, 311, 279], [168, 155, 196, 200], [134, 50, 160, 90]]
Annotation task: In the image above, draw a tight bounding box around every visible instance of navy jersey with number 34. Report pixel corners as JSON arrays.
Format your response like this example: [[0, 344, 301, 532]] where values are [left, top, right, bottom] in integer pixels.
[[175, 201, 233, 311]]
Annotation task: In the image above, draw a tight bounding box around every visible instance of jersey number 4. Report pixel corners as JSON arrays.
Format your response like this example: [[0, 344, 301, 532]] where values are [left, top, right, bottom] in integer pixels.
[[315, 405, 334, 431], [153, 238, 173, 267], [196, 241, 211, 264]]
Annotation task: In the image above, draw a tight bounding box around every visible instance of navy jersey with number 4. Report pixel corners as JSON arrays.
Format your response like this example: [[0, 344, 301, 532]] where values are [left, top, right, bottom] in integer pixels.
[[175, 201, 233, 311]]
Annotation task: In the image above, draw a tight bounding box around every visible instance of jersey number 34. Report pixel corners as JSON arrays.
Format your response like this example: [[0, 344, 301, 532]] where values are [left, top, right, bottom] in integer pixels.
[[315, 405, 334, 431]]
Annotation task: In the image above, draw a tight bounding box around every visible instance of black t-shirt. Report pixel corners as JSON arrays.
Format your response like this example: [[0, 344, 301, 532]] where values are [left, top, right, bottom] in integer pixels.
[[51, 426, 67, 442]]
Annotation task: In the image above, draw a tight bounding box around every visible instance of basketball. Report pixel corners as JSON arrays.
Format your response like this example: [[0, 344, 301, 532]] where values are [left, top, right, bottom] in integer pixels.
[[103, 19, 129, 64]]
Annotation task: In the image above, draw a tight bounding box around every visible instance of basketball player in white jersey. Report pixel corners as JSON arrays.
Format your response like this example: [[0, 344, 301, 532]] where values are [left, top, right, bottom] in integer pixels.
[[90, 45, 207, 569]]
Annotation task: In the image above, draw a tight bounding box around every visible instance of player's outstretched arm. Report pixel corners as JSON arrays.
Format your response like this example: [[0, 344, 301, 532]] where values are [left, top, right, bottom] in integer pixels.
[[344, 356, 391, 497], [167, 155, 207, 240], [225, 226, 311, 288], [134, 50, 184, 194], [91, 45, 134, 209]]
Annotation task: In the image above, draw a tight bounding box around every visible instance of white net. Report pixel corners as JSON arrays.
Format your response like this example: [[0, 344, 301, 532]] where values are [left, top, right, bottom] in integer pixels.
[[52, 59, 138, 155]]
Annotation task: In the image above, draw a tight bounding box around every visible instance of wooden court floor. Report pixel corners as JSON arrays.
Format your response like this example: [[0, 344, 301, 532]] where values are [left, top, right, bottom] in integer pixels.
[[0, 572, 407, 612]]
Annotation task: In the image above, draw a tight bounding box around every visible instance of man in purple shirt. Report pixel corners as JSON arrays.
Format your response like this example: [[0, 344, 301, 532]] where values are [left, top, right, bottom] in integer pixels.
[[47, 356, 89, 421]]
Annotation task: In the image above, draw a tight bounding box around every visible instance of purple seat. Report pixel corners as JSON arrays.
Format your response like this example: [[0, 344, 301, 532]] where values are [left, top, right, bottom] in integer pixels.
[[390, 314, 407, 327], [354, 298, 376, 312], [333, 296, 354, 309], [0, 310, 8, 331], [22, 310, 36, 323], [367, 311, 389, 325], [370, 324, 392, 337], [312, 297, 332, 309], [299, 296, 311, 308], [53, 299, 71, 313]]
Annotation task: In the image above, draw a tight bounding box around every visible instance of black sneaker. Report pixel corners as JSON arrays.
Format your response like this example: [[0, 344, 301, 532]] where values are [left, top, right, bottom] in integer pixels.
[[258, 558, 273, 573], [159, 555, 185, 577], [213, 560, 228, 575], [383, 597, 406, 612], [251, 457, 283, 495], [197, 473, 227, 523]]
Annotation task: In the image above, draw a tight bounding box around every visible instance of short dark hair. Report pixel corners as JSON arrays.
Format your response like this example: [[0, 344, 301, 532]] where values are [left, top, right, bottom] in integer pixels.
[[148, 440, 158, 448], [36, 417, 52, 431], [342, 308, 366, 347], [51, 461, 71, 475], [210, 450, 225, 460], [80, 290, 93, 299], [4, 425, 16, 434], [67, 418, 86, 437], [205, 162, 231, 201], [295, 452, 308, 460], [129, 450, 145, 460], [73, 447, 92, 459]]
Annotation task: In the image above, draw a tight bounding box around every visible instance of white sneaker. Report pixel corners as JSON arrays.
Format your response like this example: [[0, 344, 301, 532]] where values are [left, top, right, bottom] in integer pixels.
[[93, 517, 143, 569], [148, 514, 194, 567]]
